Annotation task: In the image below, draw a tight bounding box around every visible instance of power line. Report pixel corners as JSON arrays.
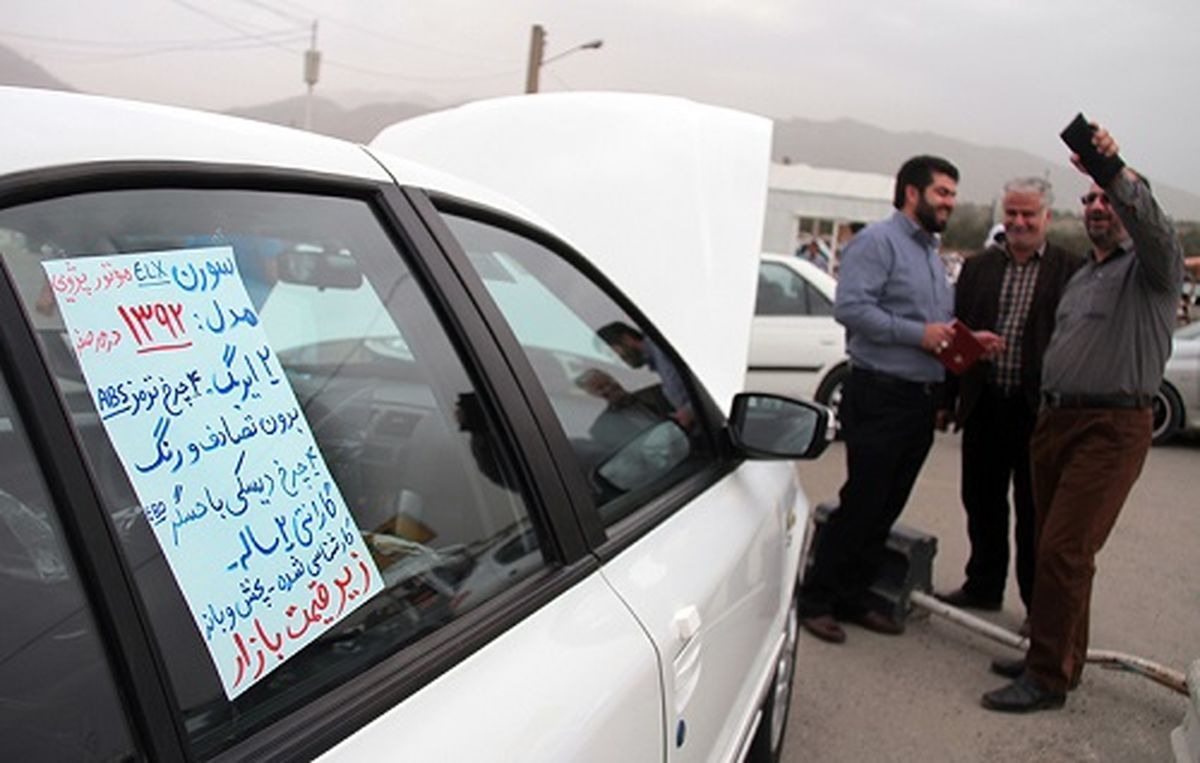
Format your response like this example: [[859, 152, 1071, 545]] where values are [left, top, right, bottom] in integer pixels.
[[319, 55, 521, 83], [252, 0, 514, 64], [166, 0, 301, 50], [234, 0, 309, 26], [0, 27, 304, 52]]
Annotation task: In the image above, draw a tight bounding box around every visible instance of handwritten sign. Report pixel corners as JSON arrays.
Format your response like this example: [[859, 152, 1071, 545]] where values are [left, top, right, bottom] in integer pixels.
[[43, 247, 383, 699]]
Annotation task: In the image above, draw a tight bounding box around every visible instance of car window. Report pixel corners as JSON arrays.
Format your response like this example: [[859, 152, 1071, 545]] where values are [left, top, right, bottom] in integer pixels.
[[0, 371, 138, 761], [806, 281, 834, 316], [756, 261, 810, 316], [0, 189, 542, 759], [440, 213, 714, 526]]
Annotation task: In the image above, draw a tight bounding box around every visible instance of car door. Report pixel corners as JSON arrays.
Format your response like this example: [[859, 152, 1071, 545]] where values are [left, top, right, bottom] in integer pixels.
[[0, 172, 663, 761], [429, 203, 807, 762], [748, 258, 844, 400]]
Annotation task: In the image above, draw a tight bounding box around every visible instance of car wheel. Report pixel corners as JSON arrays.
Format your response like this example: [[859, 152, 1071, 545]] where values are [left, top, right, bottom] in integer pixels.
[[815, 364, 848, 437], [747, 592, 799, 763], [1151, 382, 1184, 445]]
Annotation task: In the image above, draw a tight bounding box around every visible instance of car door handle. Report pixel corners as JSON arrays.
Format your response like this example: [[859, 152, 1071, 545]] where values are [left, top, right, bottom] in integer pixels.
[[672, 605, 703, 714], [673, 605, 702, 646]]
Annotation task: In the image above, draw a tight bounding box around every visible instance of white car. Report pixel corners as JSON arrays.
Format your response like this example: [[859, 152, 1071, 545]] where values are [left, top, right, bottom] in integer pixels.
[[0, 87, 831, 762], [747, 253, 848, 416], [1153, 320, 1200, 444]]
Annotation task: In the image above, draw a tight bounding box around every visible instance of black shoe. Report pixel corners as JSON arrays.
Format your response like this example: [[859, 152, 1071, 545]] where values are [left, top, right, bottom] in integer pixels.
[[989, 656, 1082, 689], [841, 610, 905, 635], [981, 675, 1066, 713], [990, 656, 1025, 679], [935, 587, 1003, 612], [800, 614, 846, 644]]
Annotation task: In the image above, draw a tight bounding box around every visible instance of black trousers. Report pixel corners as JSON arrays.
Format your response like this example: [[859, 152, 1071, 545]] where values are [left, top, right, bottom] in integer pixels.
[[799, 368, 936, 618], [959, 386, 1037, 607]]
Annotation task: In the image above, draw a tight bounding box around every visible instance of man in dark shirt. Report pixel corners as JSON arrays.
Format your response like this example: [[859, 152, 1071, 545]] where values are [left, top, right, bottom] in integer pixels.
[[798, 155, 1001, 644], [937, 178, 1082, 622], [982, 124, 1184, 712]]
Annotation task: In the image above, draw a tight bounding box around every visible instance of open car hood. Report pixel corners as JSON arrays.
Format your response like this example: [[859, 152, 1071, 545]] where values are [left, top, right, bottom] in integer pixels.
[[370, 93, 771, 413]]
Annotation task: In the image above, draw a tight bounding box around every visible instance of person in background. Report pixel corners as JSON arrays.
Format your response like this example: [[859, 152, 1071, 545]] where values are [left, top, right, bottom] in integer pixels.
[[937, 178, 1082, 632], [982, 123, 1184, 713]]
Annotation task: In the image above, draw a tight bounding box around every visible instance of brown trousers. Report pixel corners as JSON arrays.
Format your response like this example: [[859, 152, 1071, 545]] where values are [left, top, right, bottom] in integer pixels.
[[1026, 407, 1151, 693]]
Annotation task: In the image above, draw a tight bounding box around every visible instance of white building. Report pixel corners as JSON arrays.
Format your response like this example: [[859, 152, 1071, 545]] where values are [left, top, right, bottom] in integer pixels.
[[762, 162, 894, 265]]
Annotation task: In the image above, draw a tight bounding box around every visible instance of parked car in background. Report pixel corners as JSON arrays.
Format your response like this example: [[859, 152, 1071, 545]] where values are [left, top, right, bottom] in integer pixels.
[[1153, 320, 1200, 444], [0, 87, 831, 762], [748, 253, 848, 421]]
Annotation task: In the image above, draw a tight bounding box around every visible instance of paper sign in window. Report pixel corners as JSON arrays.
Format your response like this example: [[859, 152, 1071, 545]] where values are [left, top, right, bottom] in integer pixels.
[[42, 247, 383, 699]]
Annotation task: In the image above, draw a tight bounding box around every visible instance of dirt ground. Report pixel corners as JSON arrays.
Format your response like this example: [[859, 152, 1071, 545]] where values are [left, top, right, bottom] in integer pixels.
[[781, 432, 1199, 762]]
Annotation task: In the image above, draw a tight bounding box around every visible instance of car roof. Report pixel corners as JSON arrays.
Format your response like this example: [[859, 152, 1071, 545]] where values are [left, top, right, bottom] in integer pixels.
[[0, 87, 771, 412], [759, 252, 837, 301]]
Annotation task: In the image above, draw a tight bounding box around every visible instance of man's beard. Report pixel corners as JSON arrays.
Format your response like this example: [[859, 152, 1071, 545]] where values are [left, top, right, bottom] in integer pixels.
[[1086, 214, 1121, 250], [916, 196, 948, 233]]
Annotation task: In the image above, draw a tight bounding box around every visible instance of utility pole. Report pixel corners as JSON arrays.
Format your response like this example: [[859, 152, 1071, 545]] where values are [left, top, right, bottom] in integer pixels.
[[524, 24, 545, 94], [303, 20, 321, 131]]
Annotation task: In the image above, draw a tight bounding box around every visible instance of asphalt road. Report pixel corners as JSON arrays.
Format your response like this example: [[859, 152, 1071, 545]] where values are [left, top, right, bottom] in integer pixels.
[[781, 431, 1199, 762]]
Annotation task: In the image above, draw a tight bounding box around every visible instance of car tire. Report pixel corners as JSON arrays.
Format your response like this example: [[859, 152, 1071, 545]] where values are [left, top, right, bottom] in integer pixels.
[[814, 364, 849, 438], [1151, 382, 1184, 445], [747, 592, 799, 763]]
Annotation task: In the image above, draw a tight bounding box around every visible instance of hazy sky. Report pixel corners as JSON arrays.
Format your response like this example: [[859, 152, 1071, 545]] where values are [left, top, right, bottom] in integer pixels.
[[6, 0, 1199, 195]]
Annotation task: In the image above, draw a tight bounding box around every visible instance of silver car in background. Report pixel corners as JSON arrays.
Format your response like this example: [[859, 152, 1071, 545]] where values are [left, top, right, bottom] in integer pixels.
[[1153, 320, 1200, 444]]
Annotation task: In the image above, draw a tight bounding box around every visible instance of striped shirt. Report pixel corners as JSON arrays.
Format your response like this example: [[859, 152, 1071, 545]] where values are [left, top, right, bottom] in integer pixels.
[[990, 249, 1042, 391]]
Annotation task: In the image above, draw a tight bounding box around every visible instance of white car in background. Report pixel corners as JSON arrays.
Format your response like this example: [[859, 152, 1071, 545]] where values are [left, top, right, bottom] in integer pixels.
[[747, 253, 848, 418], [0, 87, 831, 762], [1153, 320, 1200, 444]]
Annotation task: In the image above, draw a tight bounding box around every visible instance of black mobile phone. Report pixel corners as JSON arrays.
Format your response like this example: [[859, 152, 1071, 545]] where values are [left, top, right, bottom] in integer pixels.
[[1060, 113, 1125, 186]]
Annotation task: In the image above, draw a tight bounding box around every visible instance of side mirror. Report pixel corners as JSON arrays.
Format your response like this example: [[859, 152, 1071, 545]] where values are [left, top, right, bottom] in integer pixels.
[[276, 248, 363, 289], [728, 393, 832, 460]]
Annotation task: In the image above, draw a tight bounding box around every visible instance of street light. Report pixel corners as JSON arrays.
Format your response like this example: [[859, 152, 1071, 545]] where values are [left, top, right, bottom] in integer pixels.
[[524, 24, 603, 94]]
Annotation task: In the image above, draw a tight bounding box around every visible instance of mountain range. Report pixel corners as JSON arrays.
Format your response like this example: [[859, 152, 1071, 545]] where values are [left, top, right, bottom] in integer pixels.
[[3, 43, 1199, 220]]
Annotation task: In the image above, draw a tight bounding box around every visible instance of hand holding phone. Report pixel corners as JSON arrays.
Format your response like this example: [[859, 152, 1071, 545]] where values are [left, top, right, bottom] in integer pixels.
[[1060, 113, 1126, 186]]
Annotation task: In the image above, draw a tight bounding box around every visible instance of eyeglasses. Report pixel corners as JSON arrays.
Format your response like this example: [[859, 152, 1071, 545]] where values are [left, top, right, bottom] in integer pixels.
[[1080, 192, 1110, 206]]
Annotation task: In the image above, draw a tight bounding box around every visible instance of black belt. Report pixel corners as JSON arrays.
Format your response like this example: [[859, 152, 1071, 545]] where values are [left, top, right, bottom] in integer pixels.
[[851, 366, 939, 395], [1042, 392, 1154, 410]]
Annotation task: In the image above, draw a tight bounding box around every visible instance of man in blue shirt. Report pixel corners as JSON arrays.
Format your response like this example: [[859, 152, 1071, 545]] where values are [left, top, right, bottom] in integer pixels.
[[799, 155, 999, 643]]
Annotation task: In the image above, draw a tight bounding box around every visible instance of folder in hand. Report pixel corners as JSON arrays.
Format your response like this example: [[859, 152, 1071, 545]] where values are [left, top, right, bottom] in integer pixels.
[[936, 319, 986, 375]]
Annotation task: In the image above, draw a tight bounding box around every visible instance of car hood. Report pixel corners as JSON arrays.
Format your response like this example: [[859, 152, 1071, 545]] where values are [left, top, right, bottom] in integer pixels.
[[370, 92, 771, 413]]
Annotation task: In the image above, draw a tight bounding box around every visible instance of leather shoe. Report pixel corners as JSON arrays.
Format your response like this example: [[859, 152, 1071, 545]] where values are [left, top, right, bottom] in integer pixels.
[[990, 656, 1081, 689], [990, 656, 1026, 679], [800, 614, 846, 644], [981, 674, 1066, 713], [842, 610, 905, 635], [935, 587, 1002, 612]]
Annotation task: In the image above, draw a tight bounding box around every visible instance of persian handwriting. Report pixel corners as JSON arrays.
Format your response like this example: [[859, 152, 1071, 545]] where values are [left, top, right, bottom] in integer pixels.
[[172, 256, 236, 294], [131, 406, 304, 475], [73, 328, 123, 355], [229, 552, 375, 689], [117, 301, 193, 354], [199, 576, 275, 641], [48, 260, 135, 303], [42, 246, 382, 700], [196, 298, 261, 336], [225, 482, 342, 572], [96, 369, 204, 421]]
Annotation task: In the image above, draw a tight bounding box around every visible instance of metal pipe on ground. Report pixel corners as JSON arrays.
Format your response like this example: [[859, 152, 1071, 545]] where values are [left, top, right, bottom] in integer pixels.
[[910, 590, 1188, 696], [807, 503, 1189, 696]]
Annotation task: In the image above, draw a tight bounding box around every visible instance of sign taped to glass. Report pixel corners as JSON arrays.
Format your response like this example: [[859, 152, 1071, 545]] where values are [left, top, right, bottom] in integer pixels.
[[42, 246, 383, 699]]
